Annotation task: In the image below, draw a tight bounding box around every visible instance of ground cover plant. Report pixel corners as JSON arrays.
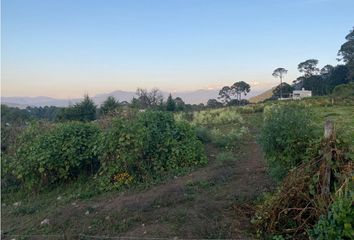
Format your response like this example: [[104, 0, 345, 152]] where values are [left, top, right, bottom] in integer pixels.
[[254, 98, 354, 239]]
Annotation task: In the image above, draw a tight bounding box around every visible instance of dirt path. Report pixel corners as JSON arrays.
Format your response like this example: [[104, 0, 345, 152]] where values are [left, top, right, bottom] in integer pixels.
[[42, 130, 274, 239], [3, 120, 274, 239]]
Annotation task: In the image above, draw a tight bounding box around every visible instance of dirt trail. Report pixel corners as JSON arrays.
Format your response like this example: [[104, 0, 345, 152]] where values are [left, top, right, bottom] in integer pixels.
[[43, 130, 274, 239], [3, 121, 274, 239]]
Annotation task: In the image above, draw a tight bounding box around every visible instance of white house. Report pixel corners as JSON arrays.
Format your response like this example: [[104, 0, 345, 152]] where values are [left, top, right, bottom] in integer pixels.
[[292, 88, 312, 100]]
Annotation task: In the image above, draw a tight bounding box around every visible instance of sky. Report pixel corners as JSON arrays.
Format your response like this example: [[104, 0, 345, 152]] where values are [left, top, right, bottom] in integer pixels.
[[2, 0, 354, 98]]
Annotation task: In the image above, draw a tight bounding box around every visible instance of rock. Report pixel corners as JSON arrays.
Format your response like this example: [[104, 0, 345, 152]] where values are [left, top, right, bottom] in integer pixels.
[[40, 219, 50, 226], [57, 196, 62, 200], [85, 210, 90, 215], [13, 202, 21, 207]]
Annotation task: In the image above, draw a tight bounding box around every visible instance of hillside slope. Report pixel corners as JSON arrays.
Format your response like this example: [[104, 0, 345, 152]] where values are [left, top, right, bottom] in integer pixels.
[[249, 87, 275, 103]]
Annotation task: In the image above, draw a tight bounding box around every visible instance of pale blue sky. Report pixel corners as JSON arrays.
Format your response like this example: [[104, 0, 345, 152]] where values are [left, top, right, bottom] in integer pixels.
[[2, 0, 354, 98]]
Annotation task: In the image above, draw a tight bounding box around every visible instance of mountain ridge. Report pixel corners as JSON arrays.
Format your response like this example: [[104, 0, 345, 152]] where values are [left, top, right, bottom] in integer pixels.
[[2, 89, 262, 108]]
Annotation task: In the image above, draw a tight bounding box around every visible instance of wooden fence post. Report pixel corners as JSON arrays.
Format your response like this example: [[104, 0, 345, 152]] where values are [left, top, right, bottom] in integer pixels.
[[321, 120, 335, 196]]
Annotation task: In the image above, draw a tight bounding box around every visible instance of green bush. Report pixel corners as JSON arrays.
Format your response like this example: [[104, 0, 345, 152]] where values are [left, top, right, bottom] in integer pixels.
[[310, 183, 354, 239], [260, 103, 318, 181], [5, 122, 100, 190], [195, 126, 212, 143], [97, 111, 207, 190], [332, 82, 354, 98]]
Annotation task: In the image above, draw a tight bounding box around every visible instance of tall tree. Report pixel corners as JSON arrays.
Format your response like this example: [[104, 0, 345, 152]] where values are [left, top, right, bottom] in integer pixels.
[[338, 27, 354, 81], [166, 94, 176, 112], [136, 88, 164, 109], [100, 96, 119, 115], [218, 86, 231, 104], [231, 81, 251, 101], [298, 59, 320, 77], [272, 68, 288, 99], [174, 97, 185, 111], [61, 95, 97, 121]]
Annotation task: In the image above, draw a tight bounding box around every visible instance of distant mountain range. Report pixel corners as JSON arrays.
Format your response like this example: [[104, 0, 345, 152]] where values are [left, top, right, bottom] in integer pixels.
[[2, 89, 263, 108]]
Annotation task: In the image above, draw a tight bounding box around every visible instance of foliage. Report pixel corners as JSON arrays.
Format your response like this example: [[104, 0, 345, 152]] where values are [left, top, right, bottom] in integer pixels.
[[166, 94, 176, 112], [260, 103, 317, 181], [3, 122, 100, 190], [210, 127, 248, 149], [298, 59, 320, 77], [174, 97, 185, 111], [272, 68, 288, 99], [195, 126, 212, 143], [226, 99, 249, 106], [97, 111, 207, 191], [271, 83, 294, 99], [135, 88, 164, 109], [332, 82, 354, 97], [1, 105, 30, 125], [59, 95, 97, 122], [100, 96, 120, 116], [338, 27, 354, 81], [231, 81, 251, 101], [310, 181, 354, 239], [218, 86, 232, 104], [207, 99, 223, 108], [192, 108, 244, 126], [253, 144, 353, 239], [218, 81, 251, 104]]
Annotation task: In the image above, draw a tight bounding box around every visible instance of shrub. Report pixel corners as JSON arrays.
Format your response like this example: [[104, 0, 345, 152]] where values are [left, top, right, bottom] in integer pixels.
[[195, 126, 212, 143], [97, 111, 207, 190], [332, 82, 354, 98], [310, 183, 354, 239], [260, 103, 317, 181], [6, 122, 100, 190]]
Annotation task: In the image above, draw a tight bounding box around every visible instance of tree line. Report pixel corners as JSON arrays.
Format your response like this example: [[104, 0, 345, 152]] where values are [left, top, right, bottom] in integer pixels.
[[1, 90, 205, 124], [271, 27, 354, 99]]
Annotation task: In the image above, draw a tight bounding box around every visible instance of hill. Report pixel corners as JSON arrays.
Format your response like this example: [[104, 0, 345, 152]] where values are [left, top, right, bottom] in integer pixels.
[[248, 87, 275, 103]]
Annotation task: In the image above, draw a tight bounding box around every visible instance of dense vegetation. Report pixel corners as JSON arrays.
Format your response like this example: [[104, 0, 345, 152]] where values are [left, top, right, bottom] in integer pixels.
[[255, 97, 354, 239], [2, 111, 207, 193], [97, 111, 207, 191], [260, 103, 317, 180]]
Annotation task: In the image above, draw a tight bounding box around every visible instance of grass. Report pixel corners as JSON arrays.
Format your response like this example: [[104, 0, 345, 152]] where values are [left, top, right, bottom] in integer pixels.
[[3, 98, 352, 239], [216, 151, 235, 162], [311, 105, 354, 155]]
